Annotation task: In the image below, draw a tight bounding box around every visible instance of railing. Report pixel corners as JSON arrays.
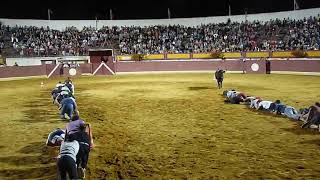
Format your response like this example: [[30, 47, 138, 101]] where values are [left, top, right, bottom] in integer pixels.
[[116, 50, 320, 61]]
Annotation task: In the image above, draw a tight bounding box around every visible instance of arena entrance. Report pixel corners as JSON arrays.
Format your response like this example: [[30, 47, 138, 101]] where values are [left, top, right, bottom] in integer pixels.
[[46, 49, 116, 78], [46, 57, 89, 78], [89, 49, 116, 75]]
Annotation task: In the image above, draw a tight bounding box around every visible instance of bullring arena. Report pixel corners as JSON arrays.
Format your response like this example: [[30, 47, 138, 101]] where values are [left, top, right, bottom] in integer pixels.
[[0, 7, 320, 180]]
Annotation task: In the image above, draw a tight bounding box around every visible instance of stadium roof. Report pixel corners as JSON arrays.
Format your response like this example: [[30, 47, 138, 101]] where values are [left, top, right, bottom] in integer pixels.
[[0, 0, 319, 20]]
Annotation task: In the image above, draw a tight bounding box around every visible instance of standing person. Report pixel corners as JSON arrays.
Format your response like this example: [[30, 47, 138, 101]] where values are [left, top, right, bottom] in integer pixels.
[[215, 68, 226, 89], [57, 133, 79, 180]]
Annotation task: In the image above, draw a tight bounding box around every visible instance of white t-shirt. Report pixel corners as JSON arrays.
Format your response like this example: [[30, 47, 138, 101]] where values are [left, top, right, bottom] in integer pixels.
[[226, 91, 237, 99], [258, 101, 273, 110], [59, 140, 79, 162], [56, 83, 64, 88], [250, 99, 260, 109]]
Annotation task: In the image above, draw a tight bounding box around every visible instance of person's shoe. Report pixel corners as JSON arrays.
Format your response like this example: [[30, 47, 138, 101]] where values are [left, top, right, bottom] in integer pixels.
[[310, 124, 318, 129], [83, 168, 86, 179], [77, 167, 85, 179]]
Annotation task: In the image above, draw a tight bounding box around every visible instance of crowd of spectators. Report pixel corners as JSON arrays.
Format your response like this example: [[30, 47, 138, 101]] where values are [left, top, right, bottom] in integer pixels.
[[0, 15, 319, 57]]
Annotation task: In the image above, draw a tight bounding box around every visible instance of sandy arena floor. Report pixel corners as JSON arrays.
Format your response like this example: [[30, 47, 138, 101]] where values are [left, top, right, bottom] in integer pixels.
[[0, 73, 320, 179]]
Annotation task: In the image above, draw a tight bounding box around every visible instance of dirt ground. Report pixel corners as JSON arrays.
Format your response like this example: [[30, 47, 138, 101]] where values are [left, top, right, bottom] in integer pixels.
[[0, 73, 320, 179]]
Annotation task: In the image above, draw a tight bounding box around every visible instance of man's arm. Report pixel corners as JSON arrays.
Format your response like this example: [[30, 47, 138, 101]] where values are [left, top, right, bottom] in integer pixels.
[[73, 101, 79, 116], [86, 124, 95, 149]]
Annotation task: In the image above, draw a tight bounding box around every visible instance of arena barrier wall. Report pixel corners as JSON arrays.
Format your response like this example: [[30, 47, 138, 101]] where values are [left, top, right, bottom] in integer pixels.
[[115, 60, 267, 74], [0, 65, 46, 78], [270, 60, 320, 72], [0, 59, 319, 79]]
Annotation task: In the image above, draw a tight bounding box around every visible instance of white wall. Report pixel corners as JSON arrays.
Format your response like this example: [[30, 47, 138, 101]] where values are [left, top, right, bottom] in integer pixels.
[[6, 56, 89, 66], [0, 8, 319, 30], [6, 57, 55, 66]]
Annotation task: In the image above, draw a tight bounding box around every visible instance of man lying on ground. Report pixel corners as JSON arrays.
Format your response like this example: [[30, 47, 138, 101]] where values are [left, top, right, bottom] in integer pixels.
[[269, 100, 300, 120], [250, 97, 262, 109], [243, 96, 257, 105], [301, 102, 320, 128], [223, 90, 247, 104], [257, 100, 273, 111]]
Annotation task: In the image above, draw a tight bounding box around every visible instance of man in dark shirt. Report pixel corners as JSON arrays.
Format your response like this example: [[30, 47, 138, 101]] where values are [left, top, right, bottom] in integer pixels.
[[74, 124, 91, 179]]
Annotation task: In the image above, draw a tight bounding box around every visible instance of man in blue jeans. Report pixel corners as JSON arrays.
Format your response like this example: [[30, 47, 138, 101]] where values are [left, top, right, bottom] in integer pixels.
[[60, 96, 78, 120], [270, 100, 300, 120]]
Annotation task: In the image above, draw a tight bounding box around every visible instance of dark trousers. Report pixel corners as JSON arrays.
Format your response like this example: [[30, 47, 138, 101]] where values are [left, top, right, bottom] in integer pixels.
[[61, 104, 74, 119], [216, 79, 223, 88], [77, 143, 90, 169], [58, 155, 78, 180]]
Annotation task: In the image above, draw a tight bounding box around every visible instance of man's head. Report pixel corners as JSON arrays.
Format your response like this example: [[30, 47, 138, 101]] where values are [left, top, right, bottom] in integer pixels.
[[223, 90, 228, 96], [79, 124, 87, 132], [275, 100, 281, 104], [315, 102, 320, 107]]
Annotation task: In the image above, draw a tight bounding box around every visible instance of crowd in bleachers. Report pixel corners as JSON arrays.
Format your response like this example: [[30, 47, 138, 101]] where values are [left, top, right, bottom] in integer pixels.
[[223, 89, 320, 130], [0, 15, 320, 57]]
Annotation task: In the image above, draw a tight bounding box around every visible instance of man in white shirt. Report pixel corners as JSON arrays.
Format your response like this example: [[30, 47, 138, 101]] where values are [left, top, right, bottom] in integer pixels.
[[258, 101, 273, 110], [250, 98, 262, 109], [57, 134, 79, 180]]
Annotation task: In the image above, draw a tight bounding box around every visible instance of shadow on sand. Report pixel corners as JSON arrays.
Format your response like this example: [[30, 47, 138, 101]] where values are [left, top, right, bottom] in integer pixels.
[[0, 142, 58, 179]]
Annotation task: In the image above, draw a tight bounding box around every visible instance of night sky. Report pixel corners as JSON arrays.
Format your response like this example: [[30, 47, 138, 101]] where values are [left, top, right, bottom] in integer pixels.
[[0, 0, 319, 20]]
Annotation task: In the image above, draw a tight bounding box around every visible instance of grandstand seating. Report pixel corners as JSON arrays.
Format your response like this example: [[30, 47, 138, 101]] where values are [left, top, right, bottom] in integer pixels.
[[0, 12, 319, 58]]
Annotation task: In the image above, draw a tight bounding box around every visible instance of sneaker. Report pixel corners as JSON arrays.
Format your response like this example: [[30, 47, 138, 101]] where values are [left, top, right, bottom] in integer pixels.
[[77, 167, 85, 179], [310, 124, 318, 129]]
